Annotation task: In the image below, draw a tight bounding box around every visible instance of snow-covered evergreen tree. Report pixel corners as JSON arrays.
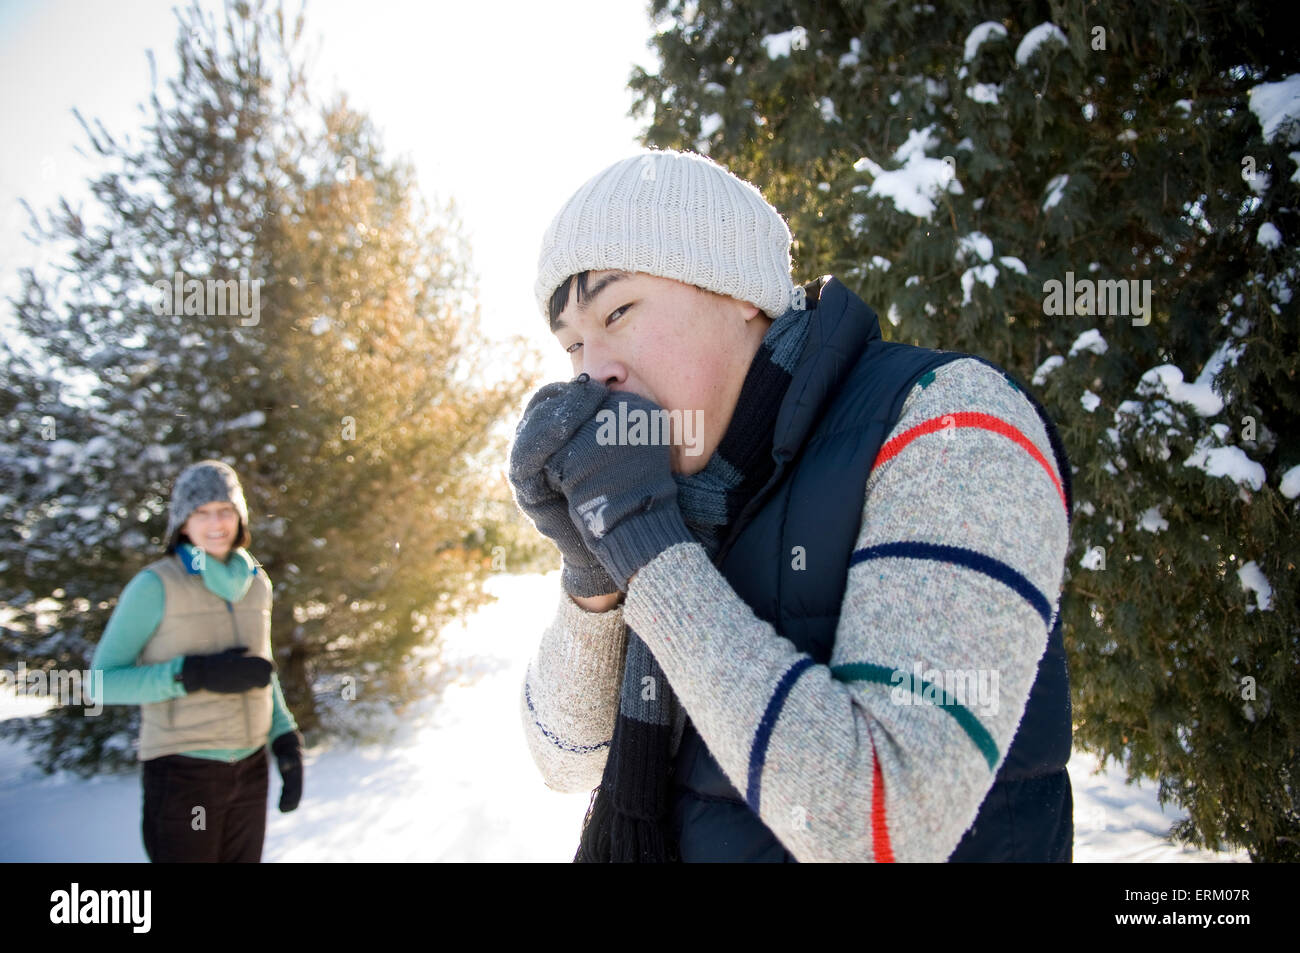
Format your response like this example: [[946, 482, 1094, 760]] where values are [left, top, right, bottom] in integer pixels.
[[0, 0, 545, 771]]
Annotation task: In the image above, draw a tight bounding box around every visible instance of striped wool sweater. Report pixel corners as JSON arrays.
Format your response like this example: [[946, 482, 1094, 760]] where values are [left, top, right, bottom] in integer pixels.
[[518, 356, 1071, 862]]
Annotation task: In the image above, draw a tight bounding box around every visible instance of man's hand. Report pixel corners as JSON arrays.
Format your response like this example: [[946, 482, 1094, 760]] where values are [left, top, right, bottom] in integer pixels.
[[508, 374, 621, 598], [543, 389, 695, 592]]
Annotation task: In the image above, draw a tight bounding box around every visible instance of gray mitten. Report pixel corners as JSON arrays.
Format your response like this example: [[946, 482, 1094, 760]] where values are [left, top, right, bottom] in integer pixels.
[[543, 389, 695, 592], [508, 374, 620, 598]]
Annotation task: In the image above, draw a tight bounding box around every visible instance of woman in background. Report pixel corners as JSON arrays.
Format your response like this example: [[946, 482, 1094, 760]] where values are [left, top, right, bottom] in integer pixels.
[[91, 459, 303, 862]]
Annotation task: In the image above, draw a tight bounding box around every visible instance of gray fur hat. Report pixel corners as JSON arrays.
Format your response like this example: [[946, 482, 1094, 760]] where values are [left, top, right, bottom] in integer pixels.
[[164, 459, 250, 554]]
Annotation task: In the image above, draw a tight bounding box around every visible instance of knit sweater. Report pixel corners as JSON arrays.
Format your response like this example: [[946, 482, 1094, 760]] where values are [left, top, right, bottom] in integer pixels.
[[90, 543, 298, 762], [519, 356, 1071, 862]]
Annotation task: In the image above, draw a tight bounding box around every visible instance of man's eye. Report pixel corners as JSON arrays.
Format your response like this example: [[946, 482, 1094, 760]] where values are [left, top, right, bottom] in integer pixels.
[[564, 305, 632, 354]]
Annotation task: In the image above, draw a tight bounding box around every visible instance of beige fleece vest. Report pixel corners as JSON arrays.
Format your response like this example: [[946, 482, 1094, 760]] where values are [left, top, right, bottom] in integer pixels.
[[136, 553, 273, 761]]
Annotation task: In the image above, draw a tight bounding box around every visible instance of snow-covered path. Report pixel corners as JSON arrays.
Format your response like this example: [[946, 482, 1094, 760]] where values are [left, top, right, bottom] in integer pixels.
[[0, 571, 1249, 862]]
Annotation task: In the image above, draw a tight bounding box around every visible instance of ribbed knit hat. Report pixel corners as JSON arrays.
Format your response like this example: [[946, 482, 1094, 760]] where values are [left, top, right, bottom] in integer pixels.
[[164, 459, 249, 553], [534, 148, 796, 322]]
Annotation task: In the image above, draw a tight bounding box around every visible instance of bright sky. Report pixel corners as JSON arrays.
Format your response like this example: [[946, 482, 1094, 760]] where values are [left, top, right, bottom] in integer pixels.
[[0, 0, 663, 385]]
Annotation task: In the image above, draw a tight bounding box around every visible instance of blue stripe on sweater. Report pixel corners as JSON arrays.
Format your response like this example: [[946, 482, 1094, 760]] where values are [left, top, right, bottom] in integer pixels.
[[850, 541, 1052, 628], [747, 656, 816, 814], [524, 679, 610, 754]]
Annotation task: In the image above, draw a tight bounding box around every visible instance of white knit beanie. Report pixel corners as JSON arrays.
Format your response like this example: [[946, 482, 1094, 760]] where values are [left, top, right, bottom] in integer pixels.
[[534, 148, 796, 322]]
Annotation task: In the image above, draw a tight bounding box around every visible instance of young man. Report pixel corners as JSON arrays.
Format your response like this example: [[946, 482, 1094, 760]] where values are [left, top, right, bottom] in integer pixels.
[[511, 148, 1074, 862]]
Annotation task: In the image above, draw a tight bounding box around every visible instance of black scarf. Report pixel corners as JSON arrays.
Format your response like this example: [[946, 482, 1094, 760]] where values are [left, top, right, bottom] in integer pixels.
[[574, 291, 814, 862]]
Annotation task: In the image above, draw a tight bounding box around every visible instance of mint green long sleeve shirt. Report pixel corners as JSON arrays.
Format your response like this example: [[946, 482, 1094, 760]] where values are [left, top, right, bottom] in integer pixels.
[[89, 543, 298, 762]]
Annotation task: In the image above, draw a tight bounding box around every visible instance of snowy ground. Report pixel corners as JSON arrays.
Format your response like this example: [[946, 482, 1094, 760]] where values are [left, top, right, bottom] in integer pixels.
[[0, 570, 1250, 862]]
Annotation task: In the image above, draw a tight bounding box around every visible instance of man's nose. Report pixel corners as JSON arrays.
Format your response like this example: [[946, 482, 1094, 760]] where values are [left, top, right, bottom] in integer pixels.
[[579, 348, 627, 389]]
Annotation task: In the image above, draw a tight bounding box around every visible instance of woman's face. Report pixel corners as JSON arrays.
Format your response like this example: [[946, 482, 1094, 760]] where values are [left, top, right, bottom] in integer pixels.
[[181, 501, 240, 562], [552, 270, 773, 475]]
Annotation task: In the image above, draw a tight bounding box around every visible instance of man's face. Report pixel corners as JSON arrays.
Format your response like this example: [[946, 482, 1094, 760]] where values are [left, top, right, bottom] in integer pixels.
[[552, 270, 772, 475]]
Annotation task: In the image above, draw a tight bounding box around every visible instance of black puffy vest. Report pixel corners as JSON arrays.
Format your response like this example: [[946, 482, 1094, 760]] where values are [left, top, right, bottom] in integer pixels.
[[669, 275, 1075, 862]]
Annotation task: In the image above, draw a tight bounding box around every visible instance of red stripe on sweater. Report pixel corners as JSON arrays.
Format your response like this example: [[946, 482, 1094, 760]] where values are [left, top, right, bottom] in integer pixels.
[[873, 411, 1067, 513], [872, 756, 895, 862]]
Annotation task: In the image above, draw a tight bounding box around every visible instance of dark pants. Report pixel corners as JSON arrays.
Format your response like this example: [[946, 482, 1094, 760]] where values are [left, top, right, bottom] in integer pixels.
[[142, 746, 268, 862]]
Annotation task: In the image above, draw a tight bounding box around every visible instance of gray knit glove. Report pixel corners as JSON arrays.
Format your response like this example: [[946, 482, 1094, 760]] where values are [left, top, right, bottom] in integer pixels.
[[508, 375, 620, 598], [543, 389, 695, 592]]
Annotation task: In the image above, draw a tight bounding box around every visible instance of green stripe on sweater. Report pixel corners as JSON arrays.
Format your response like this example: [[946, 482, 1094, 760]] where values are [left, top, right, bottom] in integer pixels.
[[830, 662, 999, 769]]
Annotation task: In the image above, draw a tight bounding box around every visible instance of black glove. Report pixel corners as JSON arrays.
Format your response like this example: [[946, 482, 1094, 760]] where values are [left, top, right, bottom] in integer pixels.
[[180, 646, 273, 694], [508, 374, 620, 598], [271, 729, 304, 813]]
